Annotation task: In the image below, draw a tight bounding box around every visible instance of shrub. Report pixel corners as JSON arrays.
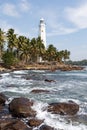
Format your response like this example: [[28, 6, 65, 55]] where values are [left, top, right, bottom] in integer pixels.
[[2, 51, 17, 68]]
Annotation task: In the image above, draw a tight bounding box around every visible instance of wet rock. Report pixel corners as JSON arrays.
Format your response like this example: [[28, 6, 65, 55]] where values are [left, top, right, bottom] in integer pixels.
[[0, 93, 7, 105], [0, 75, 2, 77], [0, 119, 32, 130], [48, 101, 79, 115], [28, 118, 43, 127], [0, 105, 4, 112], [30, 89, 49, 93], [44, 79, 55, 82], [9, 97, 36, 118], [40, 125, 54, 130], [60, 65, 84, 71], [0, 104, 12, 119]]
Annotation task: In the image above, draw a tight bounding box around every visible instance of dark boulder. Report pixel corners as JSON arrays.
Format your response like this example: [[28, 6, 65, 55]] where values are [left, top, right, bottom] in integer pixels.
[[0, 119, 32, 130], [9, 97, 36, 118], [40, 125, 54, 130], [0, 93, 7, 105], [28, 118, 43, 127], [45, 79, 55, 82], [48, 101, 79, 115], [30, 89, 49, 93]]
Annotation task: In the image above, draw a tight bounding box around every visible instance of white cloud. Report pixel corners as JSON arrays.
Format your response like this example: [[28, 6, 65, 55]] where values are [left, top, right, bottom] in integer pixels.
[[19, 0, 30, 12], [47, 26, 77, 36], [65, 2, 87, 29], [0, 20, 12, 31], [0, 20, 30, 37], [2, 3, 20, 17], [39, 9, 77, 36], [1, 0, 31, 17]]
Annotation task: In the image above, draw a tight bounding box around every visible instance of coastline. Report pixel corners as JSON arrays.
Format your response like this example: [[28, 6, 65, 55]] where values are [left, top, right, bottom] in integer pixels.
[[0, 62, 84, 73]]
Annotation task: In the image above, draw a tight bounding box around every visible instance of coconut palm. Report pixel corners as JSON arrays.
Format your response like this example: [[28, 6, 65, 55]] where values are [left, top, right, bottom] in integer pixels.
[[7, 28, 17, 52], [30, 38, 38, 62], [46, 44, 57, 61], [0, 28, 5, 60], [63, 50, 70, 62], [20, 38, 31, 63], [36, 36, 46, 62]]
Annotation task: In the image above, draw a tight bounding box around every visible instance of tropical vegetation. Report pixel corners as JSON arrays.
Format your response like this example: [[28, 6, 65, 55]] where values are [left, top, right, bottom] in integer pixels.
[[0, 28, 70, 68]]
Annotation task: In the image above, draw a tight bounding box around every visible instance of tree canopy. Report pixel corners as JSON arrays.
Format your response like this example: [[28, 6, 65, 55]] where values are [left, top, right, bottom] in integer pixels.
[[0, 28, 70, 67]]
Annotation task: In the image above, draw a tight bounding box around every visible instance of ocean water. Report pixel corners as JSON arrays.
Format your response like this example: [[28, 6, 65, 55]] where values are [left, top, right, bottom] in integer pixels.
[[0, 67, 87, 130]]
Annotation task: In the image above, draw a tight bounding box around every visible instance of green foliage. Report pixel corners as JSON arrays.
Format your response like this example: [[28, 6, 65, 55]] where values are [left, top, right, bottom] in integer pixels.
[[0, 28, 71, 64], [2, 51, 17, 68]]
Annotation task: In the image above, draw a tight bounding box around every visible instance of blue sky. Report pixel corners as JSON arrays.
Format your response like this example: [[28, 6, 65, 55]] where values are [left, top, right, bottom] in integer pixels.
[[0, 0, 87, 61]]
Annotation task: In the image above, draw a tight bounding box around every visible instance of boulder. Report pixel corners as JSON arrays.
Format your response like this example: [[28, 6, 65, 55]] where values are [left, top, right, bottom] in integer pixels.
[[40, 125, 54, 130], [31, 89, 49, 93], [48, 101, 79, 115], [60, 65, 84, 71], [0, 105, 4, 112], [9, 97, 36, 117], [28, 118, 43, 127], [44, 79, 55, 82], [0, 119, 32, 130], [0, 93, 7, 105]]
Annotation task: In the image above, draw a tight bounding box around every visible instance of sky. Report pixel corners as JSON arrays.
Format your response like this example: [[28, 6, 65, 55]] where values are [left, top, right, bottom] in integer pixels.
[[0, 0, 87, 61]]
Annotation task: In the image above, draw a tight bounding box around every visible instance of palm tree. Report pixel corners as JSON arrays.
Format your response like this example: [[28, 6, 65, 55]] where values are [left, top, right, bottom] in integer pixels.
[[46, 44, 57, 61], [55, 51, 64, 63], [63, 50, 70, 62], [20, 38, 31, 63], [7, 28, 17, 52], [30, 38, 38, 62], [0, 28, 5, 60], [36, 36, 45, 61], [15, 35, 27, 60]]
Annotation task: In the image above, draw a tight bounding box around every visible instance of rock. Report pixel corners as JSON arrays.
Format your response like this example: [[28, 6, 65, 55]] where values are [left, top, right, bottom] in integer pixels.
[[0, 75, 2, 77], [0, 93, 7, 105], [0, 119, 32, 130], [40, 125, 54, 130], [9, 97, 36, 118], [0, 105, 4, 112], [28, 118, 43, 127], [30, 89, 49, 93], [48, 101, 79, 115], [0, 104, 11, 118], [44, 79, 55, 82], [60, 65, 84, 71]]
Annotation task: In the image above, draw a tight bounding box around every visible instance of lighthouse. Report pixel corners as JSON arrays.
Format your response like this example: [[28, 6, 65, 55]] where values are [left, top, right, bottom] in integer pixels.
[[39, 18, 46, 48]]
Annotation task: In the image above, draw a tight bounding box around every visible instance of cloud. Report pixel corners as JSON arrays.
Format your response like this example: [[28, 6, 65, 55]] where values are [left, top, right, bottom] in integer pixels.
[[39, 2, 87, 36], [0, 20, 29, 37], [19, 0, 31, 12], [2, 3, 20, 17], [0, 20, 13, 31], [47, 26, 77, 36], [39, 8, 77, 36], [1, 0, 31, 17], [65, 2, 87, 29]]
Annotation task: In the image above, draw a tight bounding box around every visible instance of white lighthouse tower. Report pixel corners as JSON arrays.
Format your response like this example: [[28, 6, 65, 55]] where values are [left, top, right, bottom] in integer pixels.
[[39, 18, 46, 48]]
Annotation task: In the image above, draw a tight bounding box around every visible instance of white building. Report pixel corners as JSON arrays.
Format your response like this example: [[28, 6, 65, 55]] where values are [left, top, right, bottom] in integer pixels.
[[39, 18, 46, 48]]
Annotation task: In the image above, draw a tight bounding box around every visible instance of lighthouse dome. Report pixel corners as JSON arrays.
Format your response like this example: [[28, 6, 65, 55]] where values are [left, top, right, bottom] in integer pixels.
[[40, 18, 44, 23]]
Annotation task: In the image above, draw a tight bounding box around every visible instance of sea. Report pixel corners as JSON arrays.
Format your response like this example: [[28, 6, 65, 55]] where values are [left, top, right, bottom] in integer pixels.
[[0, 67, 87, 130]]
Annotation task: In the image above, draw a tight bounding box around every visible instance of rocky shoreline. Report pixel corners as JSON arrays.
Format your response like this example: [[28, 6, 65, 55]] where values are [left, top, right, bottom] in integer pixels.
[[0, 63, 84, 73], [0, 63, 85, 129], [0, 93, 79, 130]]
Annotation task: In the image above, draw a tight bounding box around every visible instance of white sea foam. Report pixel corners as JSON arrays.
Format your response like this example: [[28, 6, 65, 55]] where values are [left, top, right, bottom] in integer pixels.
[[12, 70, 28, 74], [32, 70, 45, 73], [0, 69, 87, 129], [64, 72, 87, 77], [32, 101, 87, 130], [1, 73, 10, 77]]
